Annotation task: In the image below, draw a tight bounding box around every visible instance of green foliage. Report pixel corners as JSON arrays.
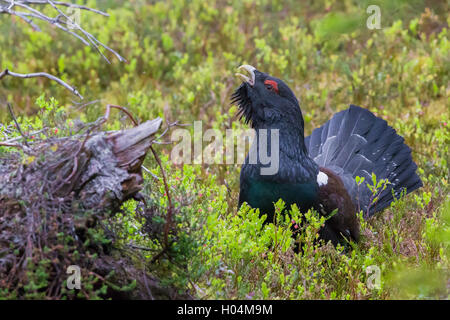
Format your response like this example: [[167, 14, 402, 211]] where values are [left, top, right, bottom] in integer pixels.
[[195, 200, 383, 299]]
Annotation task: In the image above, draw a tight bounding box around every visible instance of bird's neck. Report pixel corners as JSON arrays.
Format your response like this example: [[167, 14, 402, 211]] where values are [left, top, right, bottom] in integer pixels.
[[251, 124, 318, 184]]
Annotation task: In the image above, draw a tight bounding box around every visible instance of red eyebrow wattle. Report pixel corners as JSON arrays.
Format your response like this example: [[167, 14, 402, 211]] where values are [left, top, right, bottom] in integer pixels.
[[264, 80, 279, 93]]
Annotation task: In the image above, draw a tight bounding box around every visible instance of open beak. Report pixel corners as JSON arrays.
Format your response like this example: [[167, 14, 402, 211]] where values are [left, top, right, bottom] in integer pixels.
[[235, 64, 256, 86]]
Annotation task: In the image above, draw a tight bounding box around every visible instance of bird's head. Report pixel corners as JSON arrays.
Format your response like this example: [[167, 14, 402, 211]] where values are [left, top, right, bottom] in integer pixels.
[[232, 65, 304, 131]]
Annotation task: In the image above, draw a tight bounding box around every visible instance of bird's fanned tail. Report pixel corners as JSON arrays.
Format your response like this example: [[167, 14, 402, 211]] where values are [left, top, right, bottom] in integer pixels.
[[305, 105, 422, 217]]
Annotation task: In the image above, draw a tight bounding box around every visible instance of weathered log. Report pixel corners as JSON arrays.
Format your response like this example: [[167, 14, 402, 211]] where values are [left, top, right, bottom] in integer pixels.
[[0, 118, 172, 299], [0, 118, 162, 213]]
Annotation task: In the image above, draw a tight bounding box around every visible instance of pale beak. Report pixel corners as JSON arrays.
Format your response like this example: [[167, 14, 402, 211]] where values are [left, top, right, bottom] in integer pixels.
[[235, 64, 256, 86]]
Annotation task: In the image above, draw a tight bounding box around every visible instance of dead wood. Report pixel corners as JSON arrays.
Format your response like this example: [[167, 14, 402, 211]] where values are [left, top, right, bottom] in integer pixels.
[[0, 117, 173, 299], [0, 117, 162, 213]]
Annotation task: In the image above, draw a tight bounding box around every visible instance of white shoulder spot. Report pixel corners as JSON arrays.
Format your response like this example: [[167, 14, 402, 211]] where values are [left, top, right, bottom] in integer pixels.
[[317, 171, 328, 186]]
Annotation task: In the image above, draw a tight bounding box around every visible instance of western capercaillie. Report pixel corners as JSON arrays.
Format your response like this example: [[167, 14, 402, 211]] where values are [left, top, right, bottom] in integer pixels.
[[232, 65, 423, 246]]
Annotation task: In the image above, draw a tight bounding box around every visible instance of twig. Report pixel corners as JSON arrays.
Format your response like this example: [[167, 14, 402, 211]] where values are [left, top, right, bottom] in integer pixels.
[[102, 104, 139, 126], [0, 142, 24, 148], [72, 99, 101, 111], [149, 247, 167, 264], [127, 243, 155, 252], [0, 0, 126, 63], [13, 0, 109, 16], [0, 69, 83, 99], [1, 128, 47, 144], [2, 8, 41, 30], [142, 165, 161, 181], [104, 105, 175, 250], [152, 120, 189, 145], [142, 270, 154, 300], [150, 145, 173, 249], [7, 103, 30, 148], [46, 0, 112, 63], [47, 0, 125, 63]]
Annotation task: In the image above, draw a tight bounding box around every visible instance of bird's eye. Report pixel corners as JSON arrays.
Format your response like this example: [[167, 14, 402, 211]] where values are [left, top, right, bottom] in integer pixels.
[[264, 80, 279, 94]]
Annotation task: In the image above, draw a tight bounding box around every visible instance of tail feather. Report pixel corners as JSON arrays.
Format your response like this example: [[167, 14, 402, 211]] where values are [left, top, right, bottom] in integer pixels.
[[305, 105, 422, 217]]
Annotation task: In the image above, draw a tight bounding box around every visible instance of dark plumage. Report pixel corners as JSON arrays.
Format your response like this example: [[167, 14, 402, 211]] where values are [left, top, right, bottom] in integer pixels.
[[305, 105, 423, 217], [233, 65, 422, 246]]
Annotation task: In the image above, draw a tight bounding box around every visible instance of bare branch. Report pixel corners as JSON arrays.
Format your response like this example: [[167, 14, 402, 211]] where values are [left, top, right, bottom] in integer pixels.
[[14, 0, 109, 16], [0, 0, 126, 63], [7, 103, 29, 147], [142, 165, 161, 181], [149, 145, 174, 249], [72, 99, 101, 111], [0, 68, 83, 99], [1, 8, 42, 30], [0, 141, 24, 148], [102, 104, 139, 127]]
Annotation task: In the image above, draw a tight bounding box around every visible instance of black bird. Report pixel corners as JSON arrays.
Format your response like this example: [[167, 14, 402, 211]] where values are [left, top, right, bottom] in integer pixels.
[[232, 65, 422, 246]]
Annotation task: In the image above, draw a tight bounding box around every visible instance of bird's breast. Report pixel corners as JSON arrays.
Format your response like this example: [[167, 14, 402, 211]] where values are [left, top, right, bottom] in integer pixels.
[[243, 178, 319, 222]]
